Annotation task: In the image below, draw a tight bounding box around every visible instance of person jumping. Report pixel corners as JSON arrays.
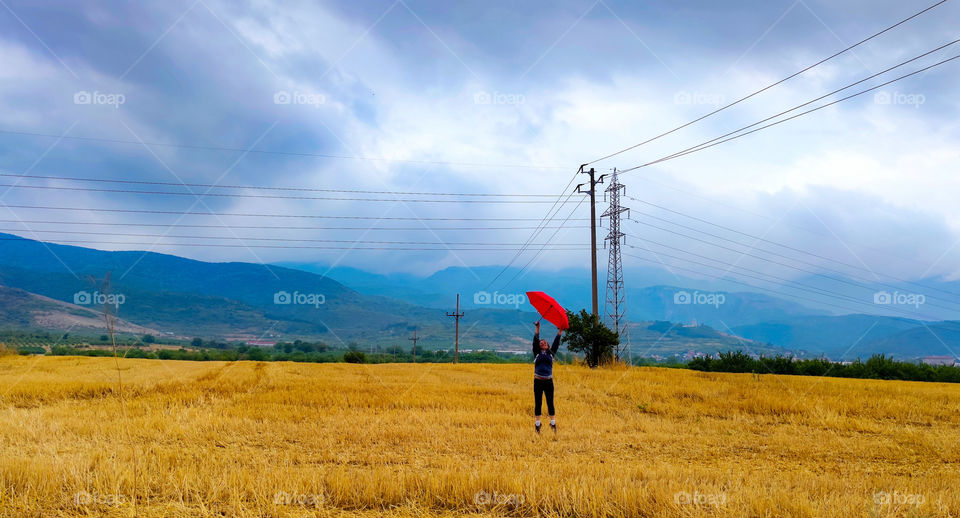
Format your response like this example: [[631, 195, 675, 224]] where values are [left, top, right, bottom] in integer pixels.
[[532, 320, 562, 435]]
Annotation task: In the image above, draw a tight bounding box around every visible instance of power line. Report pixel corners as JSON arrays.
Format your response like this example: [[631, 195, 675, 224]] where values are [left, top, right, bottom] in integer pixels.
[[0, 130, 566, 170], [501, 190, 588, 289], [621, 40, 960, 170], [484, 168, 584, 288], [0, 219, 590, 231], [622, 227, 960, 313], [619, 52, 960, 174], [627, 250, 960, 336], [622, 249, 946, 321], [626, 199, 960, 299], [626, 242, 869, 305], [0, 228, 585, 246], [623, 242, 953, 321], [0, 236, 589, 251], [0, 204, 592, 221], [586, 0, 949, 165], [624, 179, 948, 274], [0, 171, 564, 197], [0, 182, 589, 204], [625, 245, 960, 329]]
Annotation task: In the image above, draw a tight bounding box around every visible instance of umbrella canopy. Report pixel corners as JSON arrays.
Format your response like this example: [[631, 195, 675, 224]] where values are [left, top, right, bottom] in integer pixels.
[[525, 291, 569, 330]]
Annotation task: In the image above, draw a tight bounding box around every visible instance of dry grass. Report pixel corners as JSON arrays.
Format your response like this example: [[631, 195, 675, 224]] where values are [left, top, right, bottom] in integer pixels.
[[0, 355, 958, 517]]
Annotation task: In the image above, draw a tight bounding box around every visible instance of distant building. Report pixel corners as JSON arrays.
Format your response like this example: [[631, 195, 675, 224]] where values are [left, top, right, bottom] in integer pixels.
[[246, 340, 277, 347], [922, 356, 958, 366]]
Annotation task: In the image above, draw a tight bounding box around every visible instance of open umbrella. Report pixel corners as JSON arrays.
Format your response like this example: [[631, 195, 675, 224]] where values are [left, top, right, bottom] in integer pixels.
[[525, 291, 569, 330]]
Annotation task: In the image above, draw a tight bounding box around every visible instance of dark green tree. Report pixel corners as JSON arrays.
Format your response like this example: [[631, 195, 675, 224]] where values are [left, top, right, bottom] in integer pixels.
[[562, 309, 619, 368], [343, 350, 367, 364], [245, 347, 267, 361]]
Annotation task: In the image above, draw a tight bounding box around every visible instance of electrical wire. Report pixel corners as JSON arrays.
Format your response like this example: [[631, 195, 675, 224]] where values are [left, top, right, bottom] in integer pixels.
[[619, 52, 960, 174], [0, 204, 591, 221], [626, 200, 960, 299], [623, 243, 953, 321], [0, 171, 563, 197], [501, 190, 588, 289], [0, 236, 589, 251], [0, 228, 585, 246], [0, 182, 589, 204], [622, 227, 960, 313], [0, 130, 566, 170], [0, 219, 590, 231], [484, 169, 584, 288], [586, 0, 949, 165]]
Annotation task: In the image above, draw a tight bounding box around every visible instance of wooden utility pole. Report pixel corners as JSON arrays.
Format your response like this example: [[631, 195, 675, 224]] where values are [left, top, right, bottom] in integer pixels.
[[407, 328, 419, 363], [446, 294, 464, 363], [577, 166, 604, 320]]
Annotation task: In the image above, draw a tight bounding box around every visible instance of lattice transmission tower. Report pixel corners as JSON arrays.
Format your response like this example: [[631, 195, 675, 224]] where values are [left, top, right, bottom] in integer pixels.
[[602, 168, 630, 362]]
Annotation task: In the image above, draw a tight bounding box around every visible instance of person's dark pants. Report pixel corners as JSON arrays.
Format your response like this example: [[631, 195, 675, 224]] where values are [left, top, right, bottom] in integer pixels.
[[534, 378, 555, 416]]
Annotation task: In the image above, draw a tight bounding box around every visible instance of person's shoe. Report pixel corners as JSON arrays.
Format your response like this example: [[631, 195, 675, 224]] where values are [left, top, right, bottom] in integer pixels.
[[535, 423, 542, 434], [550, 422, 557, 434]]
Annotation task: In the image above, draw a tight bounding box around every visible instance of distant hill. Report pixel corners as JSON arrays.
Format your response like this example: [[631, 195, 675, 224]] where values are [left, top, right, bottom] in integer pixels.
[[860, 322, 960, 359], [2, 233, 957, 358], [293, 264, 827, 326], [0, 284, 159, 335], [624, 321, 789, 358], [732, 315, 960, 360], [0, 233, 543, 348]]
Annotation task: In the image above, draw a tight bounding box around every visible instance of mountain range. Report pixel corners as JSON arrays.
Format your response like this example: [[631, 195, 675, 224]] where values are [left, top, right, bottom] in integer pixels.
[[0, 232, 957, 359]]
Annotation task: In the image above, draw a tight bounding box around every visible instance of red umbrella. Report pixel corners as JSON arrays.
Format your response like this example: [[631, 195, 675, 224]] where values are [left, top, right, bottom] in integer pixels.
[[525, 291, 569, 330]]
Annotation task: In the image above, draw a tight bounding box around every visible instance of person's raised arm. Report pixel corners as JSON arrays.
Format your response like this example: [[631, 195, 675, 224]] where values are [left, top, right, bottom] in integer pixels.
[[532, 321, 541, 356], [551, 329, 562, 354]]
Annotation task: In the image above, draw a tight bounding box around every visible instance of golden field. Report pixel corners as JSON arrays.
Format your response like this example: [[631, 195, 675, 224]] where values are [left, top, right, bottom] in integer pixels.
[[0, 355, 958, 517]]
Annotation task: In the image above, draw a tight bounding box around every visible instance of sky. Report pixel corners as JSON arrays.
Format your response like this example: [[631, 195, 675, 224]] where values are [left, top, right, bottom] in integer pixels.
[[0, 0, 958, 296]]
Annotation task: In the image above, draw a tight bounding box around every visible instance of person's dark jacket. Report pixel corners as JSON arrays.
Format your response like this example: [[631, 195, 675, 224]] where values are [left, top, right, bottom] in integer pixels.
[[533, 331, 560, 379]]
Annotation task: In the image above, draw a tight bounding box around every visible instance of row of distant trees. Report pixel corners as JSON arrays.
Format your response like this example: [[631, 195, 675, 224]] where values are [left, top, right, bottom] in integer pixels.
[[688, 350, 960, 383], [43, 344, 542, 364], [12, 310, 960, 384]]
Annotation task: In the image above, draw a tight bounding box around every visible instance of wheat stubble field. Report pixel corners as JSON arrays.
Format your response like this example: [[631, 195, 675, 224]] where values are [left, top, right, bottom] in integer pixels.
[[0, 356, 958, 517]]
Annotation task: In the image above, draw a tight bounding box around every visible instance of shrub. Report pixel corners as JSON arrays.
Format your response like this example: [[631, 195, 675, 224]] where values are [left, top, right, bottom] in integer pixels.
[[343, 351, 367, 364]]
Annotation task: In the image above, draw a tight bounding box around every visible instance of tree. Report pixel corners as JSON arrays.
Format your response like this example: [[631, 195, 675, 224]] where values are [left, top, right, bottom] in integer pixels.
[[191, 337, 204, 347], [245, 347, 267, 361], [562, 309, 619, 368], [142, 334, 156, 344], [343, 351, 366, 364]]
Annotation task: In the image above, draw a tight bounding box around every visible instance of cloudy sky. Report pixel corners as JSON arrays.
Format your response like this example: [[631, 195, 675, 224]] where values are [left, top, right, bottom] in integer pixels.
[[0, 0, 958, 296]]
